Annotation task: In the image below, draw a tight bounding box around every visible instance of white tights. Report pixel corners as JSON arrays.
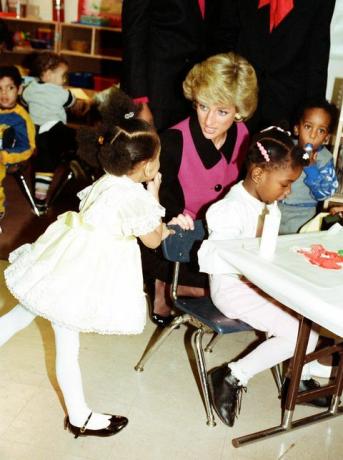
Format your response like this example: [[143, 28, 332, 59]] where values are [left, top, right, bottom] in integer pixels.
[[0, 304, 111, 429], [211, 276, 319, 385]]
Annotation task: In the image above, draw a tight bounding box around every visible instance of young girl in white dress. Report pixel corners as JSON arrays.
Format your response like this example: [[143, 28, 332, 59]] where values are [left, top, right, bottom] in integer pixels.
[[197, 127, 330, 427], [0, 89, 170, 438]]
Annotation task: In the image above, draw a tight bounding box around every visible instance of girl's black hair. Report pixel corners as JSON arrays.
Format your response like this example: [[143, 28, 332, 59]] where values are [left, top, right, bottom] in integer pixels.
[[77, 87, 158, 175], [246, 127, 309, 170], [294, 98, 338, 133]]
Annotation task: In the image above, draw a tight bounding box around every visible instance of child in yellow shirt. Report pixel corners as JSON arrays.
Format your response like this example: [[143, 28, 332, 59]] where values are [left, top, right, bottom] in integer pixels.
[[0, 66, 35, 227]]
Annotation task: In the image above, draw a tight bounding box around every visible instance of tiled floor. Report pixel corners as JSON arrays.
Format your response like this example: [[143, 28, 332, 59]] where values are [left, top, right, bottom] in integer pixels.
[[0, 174, 342, 459], [1, 261, 342, 460]]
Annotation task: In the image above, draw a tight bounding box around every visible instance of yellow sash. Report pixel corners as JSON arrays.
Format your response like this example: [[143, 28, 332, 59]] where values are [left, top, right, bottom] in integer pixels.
[[57, 210, 135, 240]]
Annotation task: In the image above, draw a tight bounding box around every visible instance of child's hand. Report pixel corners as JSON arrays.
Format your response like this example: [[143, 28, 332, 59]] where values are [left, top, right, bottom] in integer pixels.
[[168, 213, 194, 231], [309, 151, 318, 165], [146, 172, 162, 199], [161, 223, 173, 240], [71, 99, 90, 117], [330, 206, 343, 217]]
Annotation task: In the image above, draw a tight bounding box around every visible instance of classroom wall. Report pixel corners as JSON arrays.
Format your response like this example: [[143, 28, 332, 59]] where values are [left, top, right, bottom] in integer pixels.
[[326, 0, 343, 101]]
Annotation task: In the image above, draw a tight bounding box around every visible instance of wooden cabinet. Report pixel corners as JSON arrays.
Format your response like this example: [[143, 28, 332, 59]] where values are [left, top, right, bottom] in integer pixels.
[[59, 22, 122, 83], [0, 17, 122, 86], [0, 17, 58, 67]]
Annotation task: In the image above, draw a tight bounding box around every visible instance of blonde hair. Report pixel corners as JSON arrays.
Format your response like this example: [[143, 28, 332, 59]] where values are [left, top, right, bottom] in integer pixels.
[[183, 52, 258, 120]]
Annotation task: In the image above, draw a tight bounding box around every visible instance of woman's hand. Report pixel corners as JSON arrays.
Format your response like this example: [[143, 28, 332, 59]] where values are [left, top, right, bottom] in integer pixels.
[[146, 172, 162, 200], [168, 213, 194, 231]]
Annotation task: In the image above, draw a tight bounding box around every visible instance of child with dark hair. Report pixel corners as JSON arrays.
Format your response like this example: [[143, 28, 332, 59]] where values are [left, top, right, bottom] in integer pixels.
[[0, 88, 170, 438], [198, 127, 328, 428], [279, 99, 339, 234], [21, 52, 78, 213], [0, 65, 35, 228]]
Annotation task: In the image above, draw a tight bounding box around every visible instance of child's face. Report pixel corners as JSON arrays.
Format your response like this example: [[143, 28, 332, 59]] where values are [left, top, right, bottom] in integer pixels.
[[145, 148, 161, 181], [42, 63, 68, 86], [254, 163, 302, 204], [295, 108, 331, 152], [0, 76, 20, 109]]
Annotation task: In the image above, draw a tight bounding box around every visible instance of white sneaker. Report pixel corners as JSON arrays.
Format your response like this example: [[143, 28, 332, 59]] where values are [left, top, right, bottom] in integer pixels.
[[308, 360, 333, 379]]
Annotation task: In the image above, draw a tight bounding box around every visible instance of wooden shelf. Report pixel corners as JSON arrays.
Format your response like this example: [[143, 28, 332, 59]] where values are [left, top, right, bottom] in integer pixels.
[[0, 16, 57, 26], [60, 50, 122, 61], [61, 22, 121, 33], [1, 17, 122, 87]]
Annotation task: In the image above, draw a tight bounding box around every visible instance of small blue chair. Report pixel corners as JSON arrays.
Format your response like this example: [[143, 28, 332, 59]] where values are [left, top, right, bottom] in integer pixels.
[[135, 221, 282, 426]]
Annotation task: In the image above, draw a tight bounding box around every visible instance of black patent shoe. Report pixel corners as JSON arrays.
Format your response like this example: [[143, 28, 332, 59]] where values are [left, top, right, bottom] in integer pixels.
[[151, 312, 175, 328], [64, 412, 128, 438], [282, 378, 331, 408], [208, 364, 246, 427]]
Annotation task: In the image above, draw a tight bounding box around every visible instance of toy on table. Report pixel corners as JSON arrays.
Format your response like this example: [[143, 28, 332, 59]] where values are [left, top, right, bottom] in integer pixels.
[[297, 244, 343, 269]]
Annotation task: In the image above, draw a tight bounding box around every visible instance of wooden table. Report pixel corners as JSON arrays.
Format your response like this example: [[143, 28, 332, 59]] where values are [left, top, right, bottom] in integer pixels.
[[198, 227, 343, 447]]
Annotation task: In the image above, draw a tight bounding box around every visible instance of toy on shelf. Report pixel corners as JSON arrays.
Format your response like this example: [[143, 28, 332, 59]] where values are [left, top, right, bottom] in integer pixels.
[[77, 0, 122, 27], [12, 30, 31, 49]]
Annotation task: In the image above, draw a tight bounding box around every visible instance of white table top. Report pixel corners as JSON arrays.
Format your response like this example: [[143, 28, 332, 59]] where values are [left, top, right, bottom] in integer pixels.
[[198, 226, 343, 338]]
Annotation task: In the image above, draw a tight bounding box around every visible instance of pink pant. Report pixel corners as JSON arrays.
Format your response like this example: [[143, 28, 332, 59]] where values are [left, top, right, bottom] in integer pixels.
[[210, 275, 319, 384]]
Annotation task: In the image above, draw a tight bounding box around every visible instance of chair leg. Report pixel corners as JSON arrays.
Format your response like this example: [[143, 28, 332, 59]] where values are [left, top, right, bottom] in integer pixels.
[[271, 363, 284, 396], [48, 170, 74, 206], [14, 172, 40, 216], [134, 315, 188, 372], [193, 328, 216, 427], [204, 332, 221, 353]]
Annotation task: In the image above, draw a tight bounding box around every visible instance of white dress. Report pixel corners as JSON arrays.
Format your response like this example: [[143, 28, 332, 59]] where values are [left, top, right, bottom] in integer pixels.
[[5, 174, 165, 335]]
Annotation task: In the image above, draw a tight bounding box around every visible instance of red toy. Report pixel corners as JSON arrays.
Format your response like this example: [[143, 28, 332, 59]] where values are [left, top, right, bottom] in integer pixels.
[[297, 244, 343, 270]]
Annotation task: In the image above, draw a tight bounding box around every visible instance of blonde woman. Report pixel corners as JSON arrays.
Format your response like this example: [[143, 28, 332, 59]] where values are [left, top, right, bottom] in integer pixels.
[[142, 52, 258, 326]]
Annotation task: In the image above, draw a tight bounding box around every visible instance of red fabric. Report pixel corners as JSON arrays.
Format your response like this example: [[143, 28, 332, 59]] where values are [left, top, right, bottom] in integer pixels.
[[258, 0, 294, 32], [133, 96, 149, 104], [198, 0, 205, 18]]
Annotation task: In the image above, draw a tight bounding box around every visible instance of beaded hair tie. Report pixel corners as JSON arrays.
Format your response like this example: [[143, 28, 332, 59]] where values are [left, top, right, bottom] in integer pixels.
[[260, 125, 291, 137], [257, 141, 270, 162]]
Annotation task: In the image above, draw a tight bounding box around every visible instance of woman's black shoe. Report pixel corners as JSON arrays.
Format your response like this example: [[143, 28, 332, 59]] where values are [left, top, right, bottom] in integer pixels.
[[64, 412, 128, 438], [151, 312, 175, 328]]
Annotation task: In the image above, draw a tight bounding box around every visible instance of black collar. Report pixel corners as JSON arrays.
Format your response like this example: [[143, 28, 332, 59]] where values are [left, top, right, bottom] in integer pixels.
[[189, 113, 238, 169]]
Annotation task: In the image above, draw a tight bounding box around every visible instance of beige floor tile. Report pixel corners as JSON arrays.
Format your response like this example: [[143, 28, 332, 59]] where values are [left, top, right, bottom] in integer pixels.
[[0, 261, 342, 459]]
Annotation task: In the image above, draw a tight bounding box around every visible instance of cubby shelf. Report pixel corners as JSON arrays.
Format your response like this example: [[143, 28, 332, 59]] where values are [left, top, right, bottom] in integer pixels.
[[0, 17, 122, 85]]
